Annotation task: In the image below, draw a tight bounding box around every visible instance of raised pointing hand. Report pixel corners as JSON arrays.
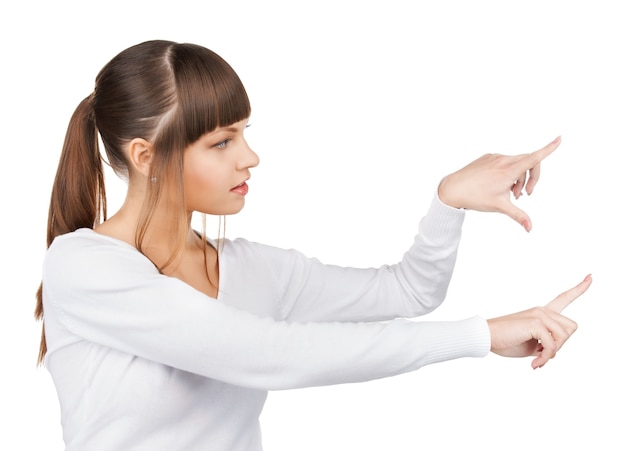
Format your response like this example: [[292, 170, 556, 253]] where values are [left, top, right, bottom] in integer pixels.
[[438, 136, 561, 231], [487, 274, 592, 369]]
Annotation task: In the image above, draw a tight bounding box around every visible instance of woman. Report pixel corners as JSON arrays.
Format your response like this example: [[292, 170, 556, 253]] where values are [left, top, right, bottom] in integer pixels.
[[36, 40, 591, 450]]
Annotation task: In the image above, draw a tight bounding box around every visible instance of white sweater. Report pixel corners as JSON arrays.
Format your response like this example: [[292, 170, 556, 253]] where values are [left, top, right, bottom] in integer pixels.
[[42, 195, 490, 451]]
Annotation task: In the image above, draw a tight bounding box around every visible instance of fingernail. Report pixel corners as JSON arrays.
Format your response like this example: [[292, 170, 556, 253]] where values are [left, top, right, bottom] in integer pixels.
[[552, 136, 561, 145], [521, 220, 531, 232]]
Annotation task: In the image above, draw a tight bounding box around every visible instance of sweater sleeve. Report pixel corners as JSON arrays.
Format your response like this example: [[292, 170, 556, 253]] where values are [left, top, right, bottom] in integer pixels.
[[43, 230, 489, 391], [260, 193, 466, 322]]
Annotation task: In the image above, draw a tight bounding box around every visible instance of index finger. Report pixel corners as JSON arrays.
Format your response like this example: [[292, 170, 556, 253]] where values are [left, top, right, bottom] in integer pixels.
[[521, 136, 561, 170], [546, 274, 592, 313]]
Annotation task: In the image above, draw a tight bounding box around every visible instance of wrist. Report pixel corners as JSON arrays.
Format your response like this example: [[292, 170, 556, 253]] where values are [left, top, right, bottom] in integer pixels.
[[438, 175, 463, 209]]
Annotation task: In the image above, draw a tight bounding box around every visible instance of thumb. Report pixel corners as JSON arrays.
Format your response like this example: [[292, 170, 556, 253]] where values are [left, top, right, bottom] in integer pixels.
[[498, 200, 532, 232]]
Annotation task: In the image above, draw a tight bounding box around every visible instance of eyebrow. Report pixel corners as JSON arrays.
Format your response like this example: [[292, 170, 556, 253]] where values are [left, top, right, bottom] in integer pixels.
[[204, 127, 236, 142]]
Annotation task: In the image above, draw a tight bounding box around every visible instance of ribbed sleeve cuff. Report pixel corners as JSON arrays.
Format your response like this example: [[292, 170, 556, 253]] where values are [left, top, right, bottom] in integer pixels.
[[418, 192, 466, 243], [418, 316, 491, 366]]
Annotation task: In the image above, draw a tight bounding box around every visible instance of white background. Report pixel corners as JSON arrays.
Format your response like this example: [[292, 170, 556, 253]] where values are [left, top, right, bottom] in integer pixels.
[[1, 1, 624, 450]]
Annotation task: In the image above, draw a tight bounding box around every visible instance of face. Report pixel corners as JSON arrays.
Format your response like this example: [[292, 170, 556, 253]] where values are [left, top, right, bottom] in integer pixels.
[[183, 118, 259, 215]]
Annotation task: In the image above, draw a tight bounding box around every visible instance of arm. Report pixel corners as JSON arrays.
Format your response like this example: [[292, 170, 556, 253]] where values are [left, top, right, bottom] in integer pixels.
[[42, 231, 490, 391], [265, 137, 563, 323], [255, 193, 466, 323]]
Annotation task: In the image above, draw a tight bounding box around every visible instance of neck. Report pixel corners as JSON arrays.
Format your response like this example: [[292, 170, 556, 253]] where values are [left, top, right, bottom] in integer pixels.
[[96, 185, 198, 265], [95, 181, 220, 295]]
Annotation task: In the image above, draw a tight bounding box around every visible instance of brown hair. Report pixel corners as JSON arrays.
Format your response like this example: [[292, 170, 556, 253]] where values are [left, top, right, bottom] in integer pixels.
[[35, 40, 251, 364]]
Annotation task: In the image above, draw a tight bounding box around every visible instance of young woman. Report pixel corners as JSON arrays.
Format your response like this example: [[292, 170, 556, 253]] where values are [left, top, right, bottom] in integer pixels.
[[36, 40, 591, 451]]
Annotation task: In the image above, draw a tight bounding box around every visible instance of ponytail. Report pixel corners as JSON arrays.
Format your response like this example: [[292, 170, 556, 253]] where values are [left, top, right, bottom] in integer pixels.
[[35, 95, 107, 365]]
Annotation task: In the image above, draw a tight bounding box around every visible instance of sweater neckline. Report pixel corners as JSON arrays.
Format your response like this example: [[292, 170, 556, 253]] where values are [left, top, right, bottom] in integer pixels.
[[73, 228, 225, 301]]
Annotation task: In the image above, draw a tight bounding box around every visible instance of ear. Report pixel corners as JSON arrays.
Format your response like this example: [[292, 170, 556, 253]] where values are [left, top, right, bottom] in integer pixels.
[[127, 138, 154, 178]]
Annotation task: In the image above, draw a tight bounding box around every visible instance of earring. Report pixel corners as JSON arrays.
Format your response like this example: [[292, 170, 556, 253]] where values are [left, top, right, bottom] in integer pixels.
[[150, 176, 157, 183]]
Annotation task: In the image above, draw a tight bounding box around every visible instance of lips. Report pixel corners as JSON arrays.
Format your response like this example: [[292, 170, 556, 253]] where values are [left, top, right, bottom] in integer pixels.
[[230, 180, 249, 195]]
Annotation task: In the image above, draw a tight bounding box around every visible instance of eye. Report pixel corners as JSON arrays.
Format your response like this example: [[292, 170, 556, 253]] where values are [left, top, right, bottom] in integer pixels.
[[214, 138, 232, 149]]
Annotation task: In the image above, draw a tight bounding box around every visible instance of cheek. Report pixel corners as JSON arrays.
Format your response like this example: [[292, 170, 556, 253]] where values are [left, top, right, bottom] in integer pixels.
[[183, 155, 232, 207], [184, 165, 215, 196]]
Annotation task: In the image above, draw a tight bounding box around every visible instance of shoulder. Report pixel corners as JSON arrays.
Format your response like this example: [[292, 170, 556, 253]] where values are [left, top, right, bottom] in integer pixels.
[[47, 228, 137, 261], [44, 229, 157, 284], [49, 227, 133, 250], [223, 237, 305, 266], [222, 237, 320, 289]]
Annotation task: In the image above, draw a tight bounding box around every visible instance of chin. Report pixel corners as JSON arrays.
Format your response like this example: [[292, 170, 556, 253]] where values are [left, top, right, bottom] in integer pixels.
[[198, 204, 245, 216]]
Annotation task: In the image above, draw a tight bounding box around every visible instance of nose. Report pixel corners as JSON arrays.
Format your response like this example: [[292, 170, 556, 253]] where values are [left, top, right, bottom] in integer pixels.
[[238, 140, 260, 170]]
